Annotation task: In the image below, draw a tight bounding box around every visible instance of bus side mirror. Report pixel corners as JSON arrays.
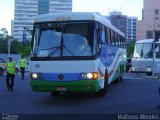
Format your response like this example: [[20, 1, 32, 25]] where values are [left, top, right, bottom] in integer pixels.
[[24, 27, 33, 34]]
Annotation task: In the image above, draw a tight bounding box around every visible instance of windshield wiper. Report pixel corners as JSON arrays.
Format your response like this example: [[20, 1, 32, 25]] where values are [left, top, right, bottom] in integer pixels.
[[44, 46, 61, 59], [63, 45, 76, 57], [44, 45, 77, 59], [42, 46, 60, 51]]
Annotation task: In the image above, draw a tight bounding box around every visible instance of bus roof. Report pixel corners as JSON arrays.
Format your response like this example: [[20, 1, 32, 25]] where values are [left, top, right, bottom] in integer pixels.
[[35, 12, 125, 37], [136, 39, 160, 43]]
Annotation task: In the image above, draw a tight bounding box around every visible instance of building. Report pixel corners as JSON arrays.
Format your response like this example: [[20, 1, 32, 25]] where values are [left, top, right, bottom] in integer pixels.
[[13, 0, 38, 41], [12, 0, 72, 42], [38, 0, 49, 15], [11, 20, 14, 36], [126, 17, 137, 43], [136, 0, 160, 40], [109, 11, 127, 37], [108, 11, 137, 44], [49, 0, 72, 13]]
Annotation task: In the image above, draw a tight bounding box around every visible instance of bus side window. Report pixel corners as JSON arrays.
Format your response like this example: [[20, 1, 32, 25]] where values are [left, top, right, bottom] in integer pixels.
[[95, 22, 100, 43], [115, 33, 119, 46], [123, 37, 126, 47], [120, 35, 123, 47], [107, 28, 111, 44], [105, 27, 108, 44], [117, 34, 121, 46], [101, 25, 106, 44], [120, 36, 125, 48], [110, 30, 113, 45], [111, 31, 115, 45]]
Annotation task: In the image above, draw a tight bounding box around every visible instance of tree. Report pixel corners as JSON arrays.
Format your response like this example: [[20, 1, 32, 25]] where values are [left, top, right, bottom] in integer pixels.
[[17, 41, 31, 56], [126, 40, 136, 58], [0, 35, 31, 55], [1, 28, 8, 35], [0, 39, 7, 53], [10, 40, 20, 54]]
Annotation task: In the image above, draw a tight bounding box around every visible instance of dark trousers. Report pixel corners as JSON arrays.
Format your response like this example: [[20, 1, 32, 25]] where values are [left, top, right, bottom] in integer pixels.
[[20, 67, 25, 79], [6, 73, 15, 89]]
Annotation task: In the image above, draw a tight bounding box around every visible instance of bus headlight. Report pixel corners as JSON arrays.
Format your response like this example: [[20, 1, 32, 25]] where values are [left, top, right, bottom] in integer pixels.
[[32, 73, 38, 79], [87, 73, 93, 79], [81, 72, 98, 80], [132, 67, 135, 71], [30, 73, 43, 80], [146, 67, 151, 72]]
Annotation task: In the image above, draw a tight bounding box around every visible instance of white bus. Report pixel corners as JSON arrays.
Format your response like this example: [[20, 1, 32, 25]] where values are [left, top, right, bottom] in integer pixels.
[[132, 39, 160, 76], [30, 12, 126, 97]]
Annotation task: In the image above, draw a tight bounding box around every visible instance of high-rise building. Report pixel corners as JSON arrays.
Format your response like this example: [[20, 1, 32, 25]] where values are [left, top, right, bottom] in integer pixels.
[[49, 0, 72, 13], [136, 0, 160, 40], [108, 11, 137, 44], [12, 0, 72, 41], [38, 0, 49, 15], [13, 0, 38, 41], [126, 17, 137, 43], [109, 11, 127, 37]]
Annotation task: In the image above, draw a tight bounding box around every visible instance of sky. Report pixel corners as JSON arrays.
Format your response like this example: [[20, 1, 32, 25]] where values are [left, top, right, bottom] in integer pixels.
[[0, 0, 143, 35]]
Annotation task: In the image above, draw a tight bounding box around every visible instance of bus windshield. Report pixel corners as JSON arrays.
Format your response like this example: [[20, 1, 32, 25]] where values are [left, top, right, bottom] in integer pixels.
[[133, 43, 153, 58], [32, 22, 95, 58]]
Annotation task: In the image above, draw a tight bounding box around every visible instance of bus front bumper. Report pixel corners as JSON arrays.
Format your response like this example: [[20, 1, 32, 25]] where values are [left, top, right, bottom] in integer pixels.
[[30, 80, 100, 92]]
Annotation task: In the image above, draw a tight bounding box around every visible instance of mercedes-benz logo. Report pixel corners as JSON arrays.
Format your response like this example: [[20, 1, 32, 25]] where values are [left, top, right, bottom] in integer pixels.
[[58, 74, 64, 80]]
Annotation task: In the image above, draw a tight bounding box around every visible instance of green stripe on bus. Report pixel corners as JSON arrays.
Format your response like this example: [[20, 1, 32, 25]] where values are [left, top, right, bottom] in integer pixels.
[[30, 80, 100, 92]]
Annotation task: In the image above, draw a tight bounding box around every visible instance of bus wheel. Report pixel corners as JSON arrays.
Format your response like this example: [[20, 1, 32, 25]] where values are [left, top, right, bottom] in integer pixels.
[[50, 91, 60, 97], [119, 67, 123, 81], [115, 67, 123, 83], [96, 70, 108, 97], [146, 73, 152, 76], [0, 68, 3, 76]]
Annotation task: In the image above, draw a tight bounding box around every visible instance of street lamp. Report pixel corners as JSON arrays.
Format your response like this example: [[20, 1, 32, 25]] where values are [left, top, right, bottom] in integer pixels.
[[8, 39, 12, 57]]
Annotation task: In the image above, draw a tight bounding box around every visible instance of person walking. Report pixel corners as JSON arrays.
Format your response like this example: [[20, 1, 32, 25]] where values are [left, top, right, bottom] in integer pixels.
[[6, 56, 16, 91], [19, 55, 26, 80]]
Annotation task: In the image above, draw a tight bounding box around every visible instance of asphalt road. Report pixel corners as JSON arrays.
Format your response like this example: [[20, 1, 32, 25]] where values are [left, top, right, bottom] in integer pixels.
[[0, 73, 160, 116]]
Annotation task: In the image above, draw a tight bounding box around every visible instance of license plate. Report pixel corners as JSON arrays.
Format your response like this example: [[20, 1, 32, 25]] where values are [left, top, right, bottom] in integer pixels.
[[56, 87, 67, 91]]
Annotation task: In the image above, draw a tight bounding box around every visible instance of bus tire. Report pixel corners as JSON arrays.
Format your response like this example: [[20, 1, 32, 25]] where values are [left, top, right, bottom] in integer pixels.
[[0, 68, 3, 76], [50, 91, 60, 97], [96, 70, 108, 97], [146, 73, 152, 76], [115, 67, 123, 83], [119, 67, 123, 81]]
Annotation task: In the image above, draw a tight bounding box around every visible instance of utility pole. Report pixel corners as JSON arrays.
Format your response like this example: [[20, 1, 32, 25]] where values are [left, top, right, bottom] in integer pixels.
[[8, 40, 11, 57], [152, 12, 156, 77], [152, 10, 159, 77]]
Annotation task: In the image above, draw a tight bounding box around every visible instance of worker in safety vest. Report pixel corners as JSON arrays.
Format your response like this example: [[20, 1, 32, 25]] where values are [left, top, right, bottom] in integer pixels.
[[6, 56, 16, 91], [19, 55, 26, 80]]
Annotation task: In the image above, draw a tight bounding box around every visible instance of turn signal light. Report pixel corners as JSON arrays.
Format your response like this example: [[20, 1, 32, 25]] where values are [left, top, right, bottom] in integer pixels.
[[93, 72, 98, 80]]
